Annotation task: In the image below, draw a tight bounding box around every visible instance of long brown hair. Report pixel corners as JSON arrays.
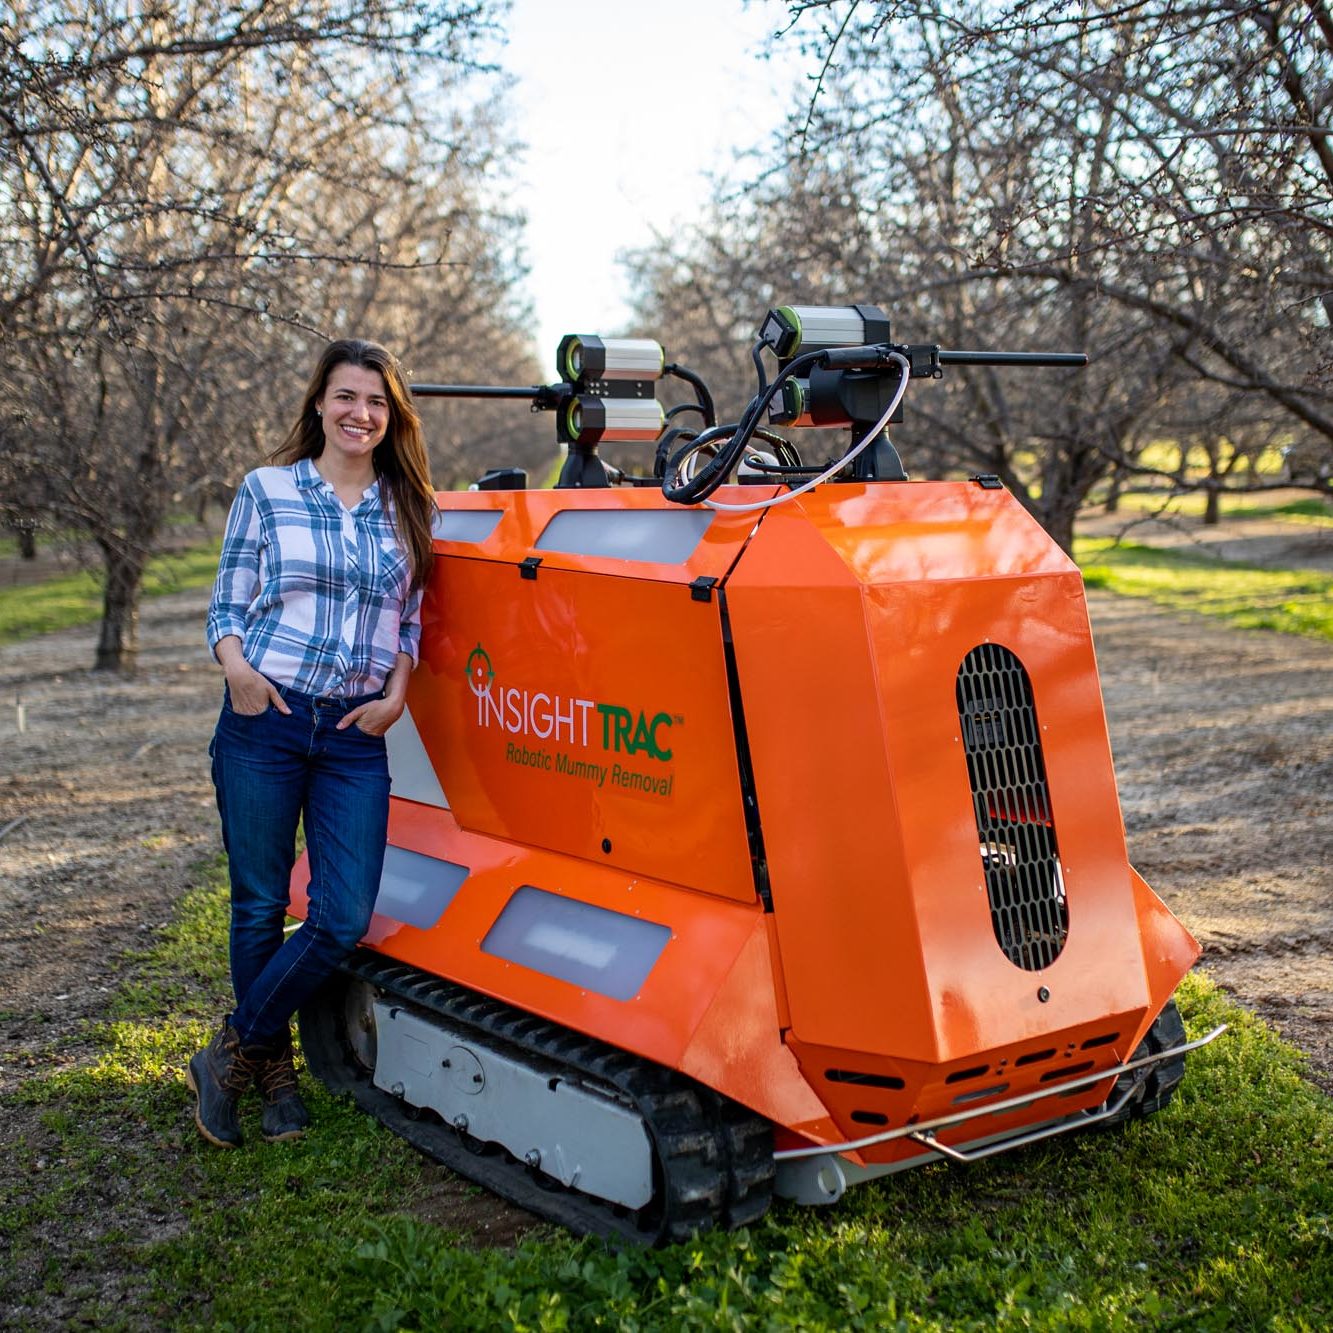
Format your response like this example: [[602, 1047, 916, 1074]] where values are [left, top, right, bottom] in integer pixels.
[[271, 338, 435, 591]]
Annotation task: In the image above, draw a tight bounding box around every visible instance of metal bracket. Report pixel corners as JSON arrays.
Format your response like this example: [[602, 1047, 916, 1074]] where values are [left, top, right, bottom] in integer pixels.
[[690, 576, 719, 603], [519, 556, 542, 580], [970, 473, 1004, 490]]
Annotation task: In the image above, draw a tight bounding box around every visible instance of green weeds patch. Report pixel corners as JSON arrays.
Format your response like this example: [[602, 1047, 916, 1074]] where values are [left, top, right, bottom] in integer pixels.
[[1, 860, 456, 1329], [2, 870, 1330, 1329], [342, 975, 1331, 1331], [1076, 538, 1333, 642], [0, 541, 221, 645]]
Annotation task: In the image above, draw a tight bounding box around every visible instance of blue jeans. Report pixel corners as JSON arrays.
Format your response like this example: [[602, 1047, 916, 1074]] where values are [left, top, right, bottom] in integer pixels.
[[210, 683, 390, 1045]]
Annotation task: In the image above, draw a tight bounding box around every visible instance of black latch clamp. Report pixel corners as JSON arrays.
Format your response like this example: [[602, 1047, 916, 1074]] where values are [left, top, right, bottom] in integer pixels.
[[689, 576, 719, 603], [970, 474, 1004, 490], [519, 556, 542, 580]]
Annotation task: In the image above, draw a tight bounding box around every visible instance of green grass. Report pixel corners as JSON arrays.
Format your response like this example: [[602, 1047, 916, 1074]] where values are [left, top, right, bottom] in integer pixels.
[[0, 541, 221, 644], [2, 863, 1330, 1329], [1076, 538, 1333, 642], [1135, 441, 1289, 477], [0, 857, 444, 1328], [1110, 492, 1333, 526]]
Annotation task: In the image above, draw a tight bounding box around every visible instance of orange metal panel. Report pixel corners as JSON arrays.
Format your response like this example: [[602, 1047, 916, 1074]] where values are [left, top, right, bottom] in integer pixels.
[[290, 801, 754, 1061], [792, 481, 1073, 584], [764, 915, 793, 1031], [781, 1017, 1134, 1162], [726, 507, 936, 1058], [290, 797, 833, 1131], [1129, 866, 1202, 1026], [430, 485, 779, 584], [678, 914, 838, 1139], [871, 570, 1152, 1057], [726, 481, 1168, 1070], [408, 558, 756, 900]]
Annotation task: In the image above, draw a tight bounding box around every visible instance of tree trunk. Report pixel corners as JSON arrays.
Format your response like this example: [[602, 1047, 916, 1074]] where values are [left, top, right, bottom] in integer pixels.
[[1103, 471, 1124, 514], [94, 545, 147, 672], [1038, 492, 1079, 557], [15, 522, 36, 559], [1203, 483, 1221, 526]]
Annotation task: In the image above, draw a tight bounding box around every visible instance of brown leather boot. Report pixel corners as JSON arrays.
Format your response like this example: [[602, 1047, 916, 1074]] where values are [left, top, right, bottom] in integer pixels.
[[186, 1023, 257, 1148], [252, 1032, 311, 1143]]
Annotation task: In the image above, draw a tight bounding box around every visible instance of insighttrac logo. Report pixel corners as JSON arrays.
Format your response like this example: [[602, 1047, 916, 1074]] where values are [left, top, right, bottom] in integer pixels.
[[465, 642, 674, 762]]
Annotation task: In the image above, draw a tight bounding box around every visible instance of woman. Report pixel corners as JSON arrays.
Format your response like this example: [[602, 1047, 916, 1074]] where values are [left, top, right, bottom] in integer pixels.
[[191, 338, 435, 1148]]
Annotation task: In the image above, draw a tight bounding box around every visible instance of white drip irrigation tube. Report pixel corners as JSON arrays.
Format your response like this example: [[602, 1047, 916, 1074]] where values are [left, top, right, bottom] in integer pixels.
[[702, 351, 913, 515]]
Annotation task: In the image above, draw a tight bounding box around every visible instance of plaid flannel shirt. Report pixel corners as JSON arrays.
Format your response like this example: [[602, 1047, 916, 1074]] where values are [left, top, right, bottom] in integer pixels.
[[206, 458, 422, 698]]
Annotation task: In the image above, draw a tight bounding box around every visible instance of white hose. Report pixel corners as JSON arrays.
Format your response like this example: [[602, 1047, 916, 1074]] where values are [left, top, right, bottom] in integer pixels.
[[701, 351, 912, 514]]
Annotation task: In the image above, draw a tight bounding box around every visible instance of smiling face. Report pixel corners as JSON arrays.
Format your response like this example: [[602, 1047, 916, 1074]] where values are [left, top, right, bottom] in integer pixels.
[[315, 362, 390, 467]]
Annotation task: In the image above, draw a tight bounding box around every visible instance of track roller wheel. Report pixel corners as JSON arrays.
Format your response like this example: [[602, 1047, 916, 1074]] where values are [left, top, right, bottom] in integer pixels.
[[298, 973, 379, 1097]]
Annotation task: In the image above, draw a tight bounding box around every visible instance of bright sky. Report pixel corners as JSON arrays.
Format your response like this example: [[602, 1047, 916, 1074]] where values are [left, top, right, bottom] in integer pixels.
[[498, 0, 812, 371]]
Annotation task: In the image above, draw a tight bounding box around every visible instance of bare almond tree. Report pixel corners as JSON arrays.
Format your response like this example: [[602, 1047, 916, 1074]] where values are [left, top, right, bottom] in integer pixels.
[[0, 0, 536, 670], [628, 2, 1330, 550], [625, 147, 1190, 551], [775, 1, 1333, 490]]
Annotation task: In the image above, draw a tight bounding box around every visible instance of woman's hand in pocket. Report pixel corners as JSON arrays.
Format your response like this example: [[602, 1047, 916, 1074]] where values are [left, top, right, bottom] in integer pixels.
[[338, 695, 404, 737], [226, 662, 290, 716]]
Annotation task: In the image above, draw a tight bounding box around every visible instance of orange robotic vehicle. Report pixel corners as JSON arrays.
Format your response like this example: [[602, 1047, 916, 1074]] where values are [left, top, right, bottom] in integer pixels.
[[294, 305, 1221, 1242]]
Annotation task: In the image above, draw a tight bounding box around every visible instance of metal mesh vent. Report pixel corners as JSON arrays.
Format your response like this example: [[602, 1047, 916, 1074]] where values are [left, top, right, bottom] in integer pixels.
[[956, 644, 1068, 970]]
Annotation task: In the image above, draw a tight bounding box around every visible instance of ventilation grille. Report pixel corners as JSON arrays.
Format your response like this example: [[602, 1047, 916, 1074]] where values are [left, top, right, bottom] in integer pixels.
[[956, 644, 1068, 970]]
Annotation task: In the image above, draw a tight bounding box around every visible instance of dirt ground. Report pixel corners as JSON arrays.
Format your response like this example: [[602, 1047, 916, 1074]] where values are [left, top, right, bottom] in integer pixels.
[[0, 512, 1330, 1263], [1080, 503, 1333, 1091]]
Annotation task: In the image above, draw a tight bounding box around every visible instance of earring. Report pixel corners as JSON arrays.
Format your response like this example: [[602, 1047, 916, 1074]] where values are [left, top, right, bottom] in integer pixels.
[[316, 409, 322, 416]]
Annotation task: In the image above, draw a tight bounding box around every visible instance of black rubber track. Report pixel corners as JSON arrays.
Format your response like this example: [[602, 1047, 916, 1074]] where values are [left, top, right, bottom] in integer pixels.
[[298, 949, 775, 1245], [1103, 997, 1189, 1128]]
